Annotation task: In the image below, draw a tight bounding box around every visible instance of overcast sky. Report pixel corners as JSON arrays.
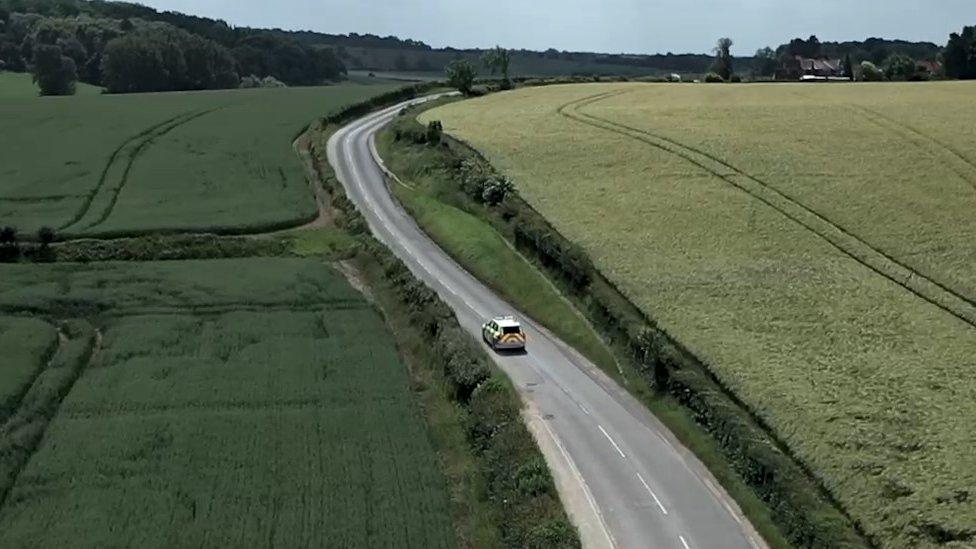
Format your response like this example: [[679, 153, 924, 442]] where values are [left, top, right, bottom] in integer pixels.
[[136, 0, 971, 54]]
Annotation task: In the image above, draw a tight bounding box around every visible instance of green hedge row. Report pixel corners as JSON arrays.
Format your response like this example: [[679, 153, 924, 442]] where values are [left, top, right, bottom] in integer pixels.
[[311, 129, 580, 548], [50, 234, 287, 263], [400, 114, 869, 548]]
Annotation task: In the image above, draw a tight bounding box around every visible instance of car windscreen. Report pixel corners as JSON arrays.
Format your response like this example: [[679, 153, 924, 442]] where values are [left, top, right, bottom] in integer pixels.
[[502, 326, 522, 335]]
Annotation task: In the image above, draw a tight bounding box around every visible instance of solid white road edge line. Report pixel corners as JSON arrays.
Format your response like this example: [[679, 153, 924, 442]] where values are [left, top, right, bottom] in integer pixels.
[[540, 414, 617, 549]]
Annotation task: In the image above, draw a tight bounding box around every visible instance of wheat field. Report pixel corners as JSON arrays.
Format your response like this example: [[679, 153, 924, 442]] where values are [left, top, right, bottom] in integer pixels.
[[423, 82, 976, 547]]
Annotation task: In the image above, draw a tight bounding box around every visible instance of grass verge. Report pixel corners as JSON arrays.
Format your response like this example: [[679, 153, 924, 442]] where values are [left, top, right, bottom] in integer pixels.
[[377, 121, 619, 377]]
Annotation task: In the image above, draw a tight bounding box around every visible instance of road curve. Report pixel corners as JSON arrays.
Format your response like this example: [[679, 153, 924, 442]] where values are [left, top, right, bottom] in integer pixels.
[[328, 97, 766, 549]]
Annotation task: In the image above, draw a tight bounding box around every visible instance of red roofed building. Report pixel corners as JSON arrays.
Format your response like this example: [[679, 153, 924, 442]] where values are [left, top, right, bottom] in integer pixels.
[[916, 60, 943, 78]]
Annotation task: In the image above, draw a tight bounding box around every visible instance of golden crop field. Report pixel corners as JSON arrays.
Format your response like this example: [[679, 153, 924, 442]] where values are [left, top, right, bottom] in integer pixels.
[[423, 82, 976, 547]]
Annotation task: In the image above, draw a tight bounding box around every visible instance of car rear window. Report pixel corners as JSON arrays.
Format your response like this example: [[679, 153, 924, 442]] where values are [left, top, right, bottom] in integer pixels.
[[503, 326, 522, 335]]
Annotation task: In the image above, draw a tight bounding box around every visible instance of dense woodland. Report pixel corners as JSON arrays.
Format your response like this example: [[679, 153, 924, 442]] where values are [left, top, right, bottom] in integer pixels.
[[0, 0, 346, 94], [0, 0, 972, 95]]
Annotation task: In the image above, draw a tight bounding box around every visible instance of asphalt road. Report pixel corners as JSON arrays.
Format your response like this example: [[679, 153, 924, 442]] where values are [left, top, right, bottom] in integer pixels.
[[328, 97, 766, 549]]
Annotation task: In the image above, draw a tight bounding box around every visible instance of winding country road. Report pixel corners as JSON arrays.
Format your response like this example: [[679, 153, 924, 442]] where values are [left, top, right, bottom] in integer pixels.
[[328, 97, 766, 549]]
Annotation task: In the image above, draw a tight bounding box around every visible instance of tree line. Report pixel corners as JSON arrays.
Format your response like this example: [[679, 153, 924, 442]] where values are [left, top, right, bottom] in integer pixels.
[[741, 32, 976, 81], [0, 0, 346, 95]]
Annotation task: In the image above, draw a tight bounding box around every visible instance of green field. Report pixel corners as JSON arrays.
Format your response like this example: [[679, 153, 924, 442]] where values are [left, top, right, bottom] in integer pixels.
[[0, 82, 397, 237], [0, 259, 455, 547], [0, 317, 58, 422], [0, 72, 103, 98], [423, 82, 976, 547]]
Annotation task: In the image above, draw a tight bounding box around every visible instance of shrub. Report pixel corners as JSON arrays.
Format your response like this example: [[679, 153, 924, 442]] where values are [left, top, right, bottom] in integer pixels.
[[435, 327, 492, 402], [730, 74, 742, 83], [465, 377, 518, 450], [425, 120, 443, 145], [445, 59, 476, 95], [704, 72, 724, 83], [240, 74, 261, 88], [0, 225, 18, 262], [481, 174, 514, 206], [860, 61, 885, 82], [0, 226, 16, 245], [37, 226, 56, 246], [241, 74, 285, 88], [515, 457, 552, 497], [524, 520, 579, 548], [883, 54, 917, 81]]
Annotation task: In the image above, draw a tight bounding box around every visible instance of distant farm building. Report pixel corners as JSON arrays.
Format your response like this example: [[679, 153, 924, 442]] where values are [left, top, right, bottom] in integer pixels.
[[778, 56, 847, 81], [915, 60, 943, 78]]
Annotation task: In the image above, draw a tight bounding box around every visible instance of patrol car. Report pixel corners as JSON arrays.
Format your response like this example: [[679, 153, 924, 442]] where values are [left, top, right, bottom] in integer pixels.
[[482, 315, 526, 351]]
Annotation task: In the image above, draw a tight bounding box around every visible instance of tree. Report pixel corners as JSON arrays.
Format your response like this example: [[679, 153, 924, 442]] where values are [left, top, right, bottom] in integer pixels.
[[445, 59, 475, 95], [102, 26, 239, 93], [0, 226, 16, 245], [101, 32, 178, 93], [231, 33, 344, 86], [0, 225, 18, 262], [754, 46, 777, 77], [883, 54, 916, 81], [784, 35, 822, 58], [394, 52, 408, 71], [481, 45, 512, 86], [32, 44, 76, 95], [0, 40, 25, 71], [860, 61, 885, 82], [944, 26, 976, 79], [37, 226, 55, 246], [711, 37, 733, 81], [55, 35, 87, 68], [840, 53, 854, 79]]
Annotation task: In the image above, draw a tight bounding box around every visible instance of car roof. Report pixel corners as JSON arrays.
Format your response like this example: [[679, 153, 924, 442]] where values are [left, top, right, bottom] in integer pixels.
[[492, 316, 521, 327]]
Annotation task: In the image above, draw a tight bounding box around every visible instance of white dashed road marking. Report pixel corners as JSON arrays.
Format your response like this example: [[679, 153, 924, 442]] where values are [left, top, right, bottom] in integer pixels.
[[598, 424, 626, 459], [636, 472, 668, 515]]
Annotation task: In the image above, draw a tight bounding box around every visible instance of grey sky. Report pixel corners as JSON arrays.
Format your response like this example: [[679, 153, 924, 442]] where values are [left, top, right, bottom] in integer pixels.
[[137, 0, 971, 54]]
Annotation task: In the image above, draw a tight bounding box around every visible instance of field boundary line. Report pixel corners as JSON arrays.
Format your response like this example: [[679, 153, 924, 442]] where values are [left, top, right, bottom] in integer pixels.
[[0, 194, 87, 203], [0, 300, 366, 319], [557, 92, 976, 330], [80, 108, 221, 232]]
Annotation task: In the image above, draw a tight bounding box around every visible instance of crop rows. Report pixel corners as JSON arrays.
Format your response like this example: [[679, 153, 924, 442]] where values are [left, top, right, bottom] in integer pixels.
[[0, 259, 456, 547]]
